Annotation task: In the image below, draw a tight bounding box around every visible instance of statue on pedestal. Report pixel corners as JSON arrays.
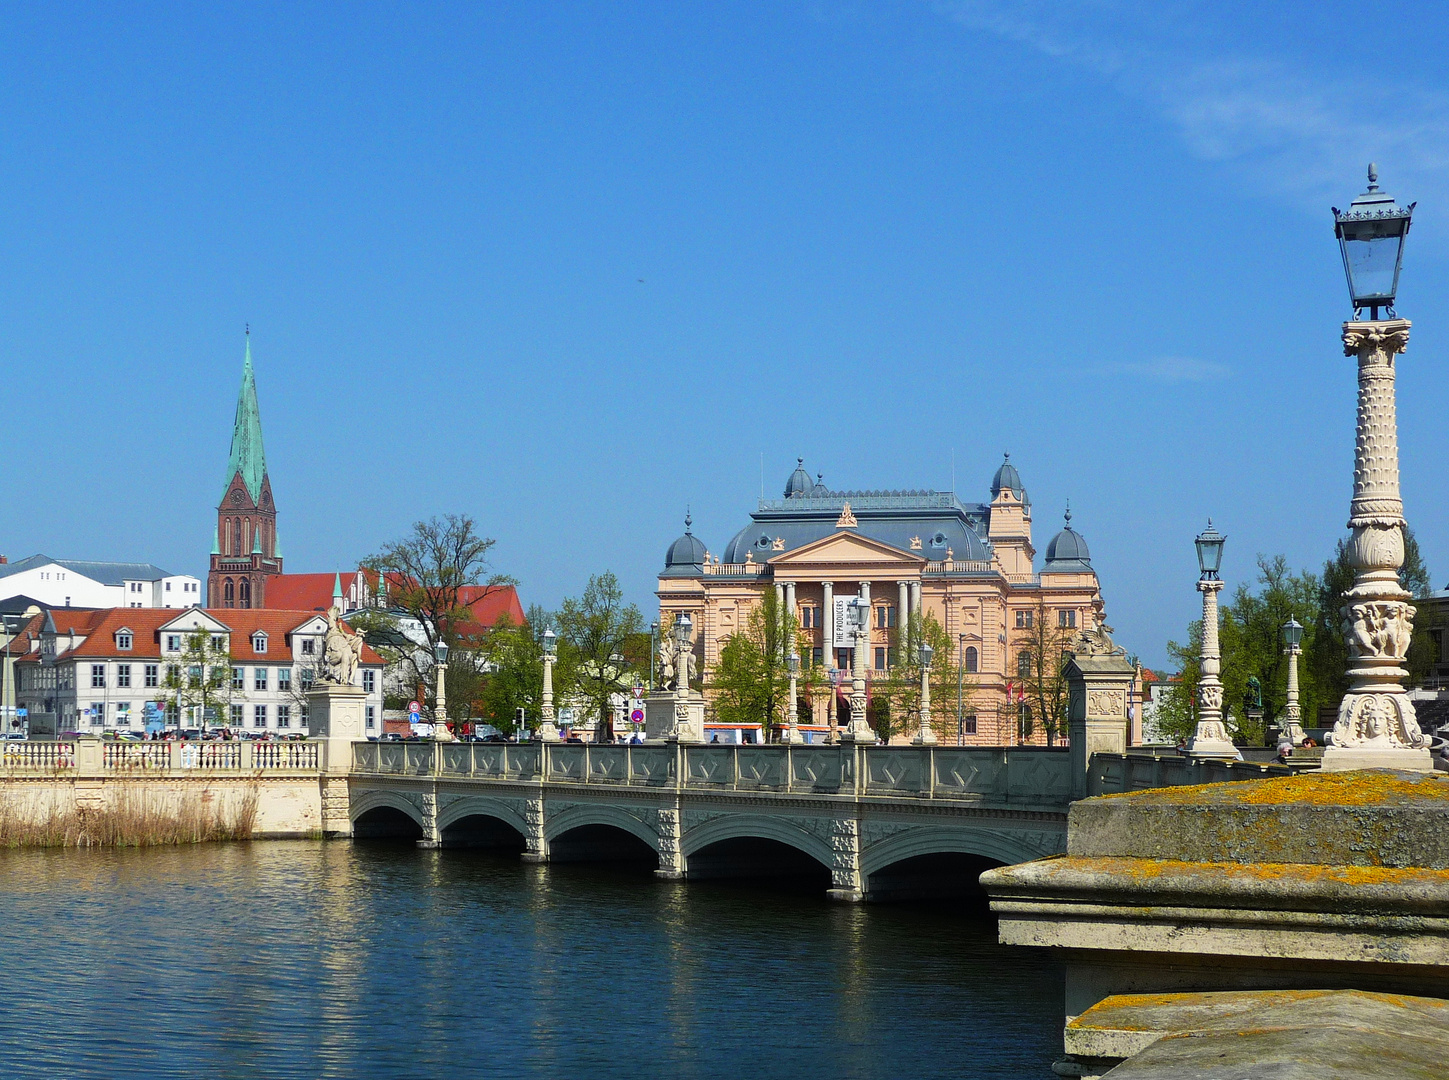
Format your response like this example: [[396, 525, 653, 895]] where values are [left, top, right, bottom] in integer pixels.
[[319, 607, 364, 686]]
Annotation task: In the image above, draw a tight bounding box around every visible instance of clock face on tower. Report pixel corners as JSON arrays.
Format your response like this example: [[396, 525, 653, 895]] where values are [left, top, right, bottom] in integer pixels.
[[231, 490, 245, 505]]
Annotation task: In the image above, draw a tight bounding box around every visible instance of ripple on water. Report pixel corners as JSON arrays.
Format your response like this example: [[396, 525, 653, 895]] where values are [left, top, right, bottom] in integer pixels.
[[0, 842, 1062, 1079]]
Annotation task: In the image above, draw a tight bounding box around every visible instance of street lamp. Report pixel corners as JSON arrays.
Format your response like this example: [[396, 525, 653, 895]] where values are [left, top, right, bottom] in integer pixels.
[[433, 640, 454, 742], [1280, 616, 1306, 747], [912, 641, 937, 746], [1333, 165, 1415, 320], [675, 614, 692, 694], [1322, 168, 1430, 769], [538, 628, 560, 743], [783, 652, 803, 744], [649, 621, 659, 691], [1183, 522, 1238, 761], [841, 596, 876, 743]]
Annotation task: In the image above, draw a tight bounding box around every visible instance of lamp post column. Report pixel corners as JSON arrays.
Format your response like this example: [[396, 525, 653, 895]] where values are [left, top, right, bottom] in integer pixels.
[[912, 649, 937, 745], [1283, 641, 1305, 747], [783, 654, 803, 743], [538, 644, 560, 743], [1323, 320, 1431, 769], [841, 599, 877, 744], [1184, 578, 1237, 760], [434, 657, 453, 742]]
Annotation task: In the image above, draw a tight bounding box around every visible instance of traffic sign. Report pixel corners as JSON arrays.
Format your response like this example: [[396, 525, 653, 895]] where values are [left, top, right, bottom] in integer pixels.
[[408, 700, 421, 714], [630, 708, 644, 724]]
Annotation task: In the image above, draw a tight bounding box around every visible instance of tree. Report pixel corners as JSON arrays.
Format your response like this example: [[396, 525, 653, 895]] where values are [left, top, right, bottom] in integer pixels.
[[1015, 596, 1074, 746], [358, 514, 515, 730], [158, 629, 232, 730], [476, 613, 542, 737], [1311, 525, 1436, 717], [887, 611, 966, 743], [556, 572, 642, 741], [709, 588, 796, 739]]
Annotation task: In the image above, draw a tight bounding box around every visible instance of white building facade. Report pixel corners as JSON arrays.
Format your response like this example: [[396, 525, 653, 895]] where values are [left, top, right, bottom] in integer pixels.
[[0, 555, 201, 610]]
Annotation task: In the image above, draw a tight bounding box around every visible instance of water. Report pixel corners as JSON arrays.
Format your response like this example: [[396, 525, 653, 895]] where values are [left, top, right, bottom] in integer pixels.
[[0, 842, 1063, 1078]]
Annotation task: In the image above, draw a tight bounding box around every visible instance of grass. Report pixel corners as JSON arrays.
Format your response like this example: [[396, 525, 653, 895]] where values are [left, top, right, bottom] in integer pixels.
[[0, 786, 260, 848]]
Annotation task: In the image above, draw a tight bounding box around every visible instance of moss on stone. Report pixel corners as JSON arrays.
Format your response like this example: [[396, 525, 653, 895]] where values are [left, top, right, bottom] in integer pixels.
[[1096, 768, 1449, 809]]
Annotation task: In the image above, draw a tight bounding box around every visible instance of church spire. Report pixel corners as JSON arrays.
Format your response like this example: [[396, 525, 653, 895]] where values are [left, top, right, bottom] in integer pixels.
[[222, 335, 269, 503]]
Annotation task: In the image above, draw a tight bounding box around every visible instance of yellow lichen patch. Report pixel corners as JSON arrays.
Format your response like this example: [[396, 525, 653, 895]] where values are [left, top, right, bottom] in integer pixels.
[[1045, 855, 1449, 888], [1094, 769, 1449, 808]]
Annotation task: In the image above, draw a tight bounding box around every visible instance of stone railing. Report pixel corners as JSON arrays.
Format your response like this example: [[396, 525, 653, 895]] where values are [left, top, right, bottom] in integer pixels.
[[702, 562, 771, 577], [350, 742, 1073, 807], [0, 739, 328, 775], [1089, 752, 1294, 796], [921, 559, 995, 574]]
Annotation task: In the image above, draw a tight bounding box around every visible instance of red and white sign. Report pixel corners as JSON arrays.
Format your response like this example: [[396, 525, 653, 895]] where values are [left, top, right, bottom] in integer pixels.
[[408, 700, 421, 714]]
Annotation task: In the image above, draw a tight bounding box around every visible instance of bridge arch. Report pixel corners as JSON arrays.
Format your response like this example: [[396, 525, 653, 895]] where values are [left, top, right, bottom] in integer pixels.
[[681, 813, 836, 873], [544, 803, 660, 851], [350, 788, 425, 828], [859, 826, 1050, 880], [436, 795, 528, 837], [350, 788, 425, 840]]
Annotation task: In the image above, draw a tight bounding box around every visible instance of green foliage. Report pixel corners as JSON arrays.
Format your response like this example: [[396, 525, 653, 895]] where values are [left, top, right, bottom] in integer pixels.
[[868, 696, 895, 743], [158, 629, 231, 728], [886, 611, 967, 742], [556, 572, 643, 739], [476, 614, 541, 736], [1014, 595, 1074, 745], [708, 589, 796, 737]]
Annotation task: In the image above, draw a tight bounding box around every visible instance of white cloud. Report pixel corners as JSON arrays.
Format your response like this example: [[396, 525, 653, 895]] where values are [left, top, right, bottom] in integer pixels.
[[935, 1, 1449, 224], [1103, 356, 1229, 382]]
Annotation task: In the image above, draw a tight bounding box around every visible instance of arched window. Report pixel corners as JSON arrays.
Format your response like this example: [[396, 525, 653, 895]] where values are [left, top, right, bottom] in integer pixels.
[[1017, 650, 1032, 679], [232, 517, 241, 554], [239, 579, 251, 609], [223, 579, 235, 608], [243, 519, 251, 554], [965, 646, 978, 673]]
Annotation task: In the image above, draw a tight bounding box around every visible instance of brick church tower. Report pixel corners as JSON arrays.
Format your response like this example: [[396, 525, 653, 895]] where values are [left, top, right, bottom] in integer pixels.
[[207, 336, 282, 608]]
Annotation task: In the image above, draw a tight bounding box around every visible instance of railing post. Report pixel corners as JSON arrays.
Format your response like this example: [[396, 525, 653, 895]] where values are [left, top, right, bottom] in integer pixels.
[[168, 740, 184, 773], [733, 745, 741, 790], [786, 744, 793, 794], [240, 740, 255, 771], [926, 745, 935, 798]]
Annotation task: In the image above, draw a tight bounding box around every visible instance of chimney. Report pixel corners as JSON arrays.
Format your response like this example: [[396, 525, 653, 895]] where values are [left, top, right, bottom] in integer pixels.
[[0, 555, 7, 564]]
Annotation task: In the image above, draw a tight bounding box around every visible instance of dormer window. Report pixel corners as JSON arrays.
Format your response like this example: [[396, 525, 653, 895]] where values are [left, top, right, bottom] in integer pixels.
[[252, 632, 268, 654], [301, 638, 315, 656], [211, 635, 226, 652], [165, 634, 181, 653], [116, 630, 133, 651]]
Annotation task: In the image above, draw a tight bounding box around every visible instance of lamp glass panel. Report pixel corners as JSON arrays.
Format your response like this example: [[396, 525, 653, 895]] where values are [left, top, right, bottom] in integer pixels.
[[1344, 232, 1404, 303]]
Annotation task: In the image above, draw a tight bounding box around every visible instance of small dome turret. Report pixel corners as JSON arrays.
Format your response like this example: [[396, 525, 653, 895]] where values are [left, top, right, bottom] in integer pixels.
[[1043, 506, 1092, 572], [663, 512, 706, 576], [784, 458, 813, 498], [991, 452, 1025, 500]]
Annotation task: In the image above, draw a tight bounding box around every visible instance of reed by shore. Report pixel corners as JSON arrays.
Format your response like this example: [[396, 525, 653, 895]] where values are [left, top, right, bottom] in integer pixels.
[[0, 787, 259, 848]]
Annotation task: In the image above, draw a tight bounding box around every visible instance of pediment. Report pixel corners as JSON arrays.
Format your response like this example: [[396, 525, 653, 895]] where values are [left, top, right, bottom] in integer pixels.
[[159, 610, 232, 634], [769, 531, 924, 568]]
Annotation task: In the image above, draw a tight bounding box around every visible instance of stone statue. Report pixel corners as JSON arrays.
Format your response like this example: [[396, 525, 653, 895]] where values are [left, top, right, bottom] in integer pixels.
[[657, 637, 677, 689], [1246, 676, 1263, 712], [318, 606, 364, 686]]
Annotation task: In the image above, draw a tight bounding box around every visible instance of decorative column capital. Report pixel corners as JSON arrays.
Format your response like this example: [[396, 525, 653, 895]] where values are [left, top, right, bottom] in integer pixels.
[[1343, 318, 1410, 360]]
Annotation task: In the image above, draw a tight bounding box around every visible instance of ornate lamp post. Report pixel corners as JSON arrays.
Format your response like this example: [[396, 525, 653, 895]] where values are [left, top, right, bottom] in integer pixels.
[[782, 652, 804, 743], [538, 628, 560, 743], [1183, 522, 1239, 760], [913, 641, 937, 746], [674, 615, 692, 695], [1323, 166, 1431, 769], [433, 640, 454, 742], [1280, 616, 1306, 747], [649, 621, 659, 691], [841, 596, 877, 743]]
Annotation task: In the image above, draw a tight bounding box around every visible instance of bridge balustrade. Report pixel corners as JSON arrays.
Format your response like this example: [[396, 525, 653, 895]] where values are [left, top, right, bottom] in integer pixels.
[[349, 741, 1073, 806], [0, 739, 330, 775]]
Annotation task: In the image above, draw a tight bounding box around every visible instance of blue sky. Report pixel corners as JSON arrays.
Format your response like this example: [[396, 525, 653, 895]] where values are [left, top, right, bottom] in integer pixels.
[[4, 1, 1448, 668]]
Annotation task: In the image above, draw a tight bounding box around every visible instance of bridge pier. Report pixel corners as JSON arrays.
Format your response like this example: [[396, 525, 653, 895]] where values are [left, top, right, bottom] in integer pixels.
[[825, 817, 864, 902]]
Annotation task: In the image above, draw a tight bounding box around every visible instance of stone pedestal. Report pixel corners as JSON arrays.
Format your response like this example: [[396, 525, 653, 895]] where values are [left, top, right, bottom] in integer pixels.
[[1065, 626, 1136, 800], [306, 683, 367, 837], [645, 691, 704, 743]]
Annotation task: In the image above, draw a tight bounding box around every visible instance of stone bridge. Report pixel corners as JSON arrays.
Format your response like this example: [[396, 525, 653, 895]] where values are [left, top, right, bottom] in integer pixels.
[[347, 742, 1073, 901]]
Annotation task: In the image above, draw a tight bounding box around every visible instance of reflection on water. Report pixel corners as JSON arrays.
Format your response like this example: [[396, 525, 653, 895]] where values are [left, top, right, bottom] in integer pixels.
[[0, 842, 1062, 1079]]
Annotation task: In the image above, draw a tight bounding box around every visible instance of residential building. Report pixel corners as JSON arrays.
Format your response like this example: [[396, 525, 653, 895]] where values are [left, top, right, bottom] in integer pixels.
[[0, 554, 200, 609], [658, 456, 1129, 744], [9, 607, 384, 738]]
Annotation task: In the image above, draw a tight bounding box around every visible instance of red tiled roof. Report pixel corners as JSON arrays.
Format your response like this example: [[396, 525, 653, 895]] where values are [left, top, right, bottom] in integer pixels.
[[263, 573, 350, 612], [12, 607, 382, 666]]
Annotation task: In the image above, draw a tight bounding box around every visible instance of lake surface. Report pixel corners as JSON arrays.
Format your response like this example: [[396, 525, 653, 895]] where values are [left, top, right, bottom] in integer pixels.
[[0, 841, 1063, 1079]]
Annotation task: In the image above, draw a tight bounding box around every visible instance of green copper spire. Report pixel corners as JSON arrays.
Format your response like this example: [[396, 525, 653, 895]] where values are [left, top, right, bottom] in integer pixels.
[[332, 573, 344, 607], [211, 525, 220, 556], [222, 336, 269, 503]]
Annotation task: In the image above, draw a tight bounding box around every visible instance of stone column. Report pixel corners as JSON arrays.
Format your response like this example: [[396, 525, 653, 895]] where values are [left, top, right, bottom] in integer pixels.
[[1065, 630, 1136, 799], [897, 580, 910, 637], [1323, 320, 1431, 770], [841, 587, 877, 744], [782, 660, 804, 743], [307, 682, 368, 837], [434, 658, 454, 742], [912, 652, 937, 745], [910, 581, 921, 623], [784, 581, 796, 624], [1283, 642, 1306, 746], [826, 816, 863, 902], [1184, 580, 1239, 761], [521, 795, 548, 863], [538, 651, 560, 742], [775, 582, 785, 613]]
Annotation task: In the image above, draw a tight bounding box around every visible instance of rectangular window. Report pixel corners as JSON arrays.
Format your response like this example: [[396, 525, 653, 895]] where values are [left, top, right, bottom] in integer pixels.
[[254, 705, 267, 728], [91, 664, 106, 688], [277, 705, 291, 729], [230, 704, 243, 727], [1015, 610, 1033, 629], [188, 665, 202, 687], [252, 634, 267, 654], [362, 670, 375, 693], [166, 664, 179, 685], [144, 664, 158, 688], [1058, 609, 1077, 629], [116, 703, 131, 723], [812, 646, 823, 665], [278, 668, 292, 692], [366, 705, 375, 730], [300, 668, 314, 690], [116, 664, 131, 688], [254, 668, 268, 692], [964, 714, 978, 735], [300, 704, 309, 728], [232, 667, 244, 690], [117, 633, 132, 650], [166, 635, 180, 652], [874, 647, 886, 670], [301, 638, 315, 655], [800, 607, 815, 630], [211, 635, 225, 651]]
